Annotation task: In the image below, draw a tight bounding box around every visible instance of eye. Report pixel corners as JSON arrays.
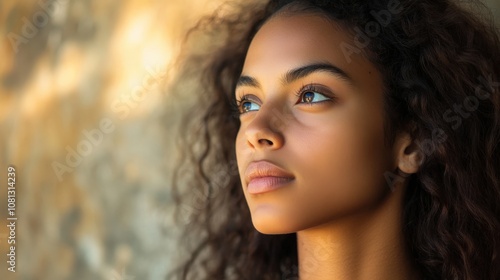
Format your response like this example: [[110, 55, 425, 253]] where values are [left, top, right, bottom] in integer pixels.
[[295, 84, 332, 105], [298, 91, 330, 104], [236, 95, 261, 114]]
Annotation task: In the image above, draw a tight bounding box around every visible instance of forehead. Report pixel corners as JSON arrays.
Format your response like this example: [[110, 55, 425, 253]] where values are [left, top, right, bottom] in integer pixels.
[[243, 14, 373, 77]]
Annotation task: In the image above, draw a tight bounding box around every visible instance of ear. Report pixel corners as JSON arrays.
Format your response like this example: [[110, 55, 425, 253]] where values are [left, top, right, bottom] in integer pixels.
[[393, 132, 423, 175]]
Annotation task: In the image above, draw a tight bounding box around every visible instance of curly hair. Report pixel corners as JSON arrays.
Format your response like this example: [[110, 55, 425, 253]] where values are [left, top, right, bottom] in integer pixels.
[[166, 0, 500, 279]]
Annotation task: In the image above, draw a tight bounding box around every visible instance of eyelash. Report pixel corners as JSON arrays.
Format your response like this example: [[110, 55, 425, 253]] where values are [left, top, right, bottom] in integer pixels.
[[293, 84, 331, 104], [233, 96, 254, 116], [233, 83, 336, 115]]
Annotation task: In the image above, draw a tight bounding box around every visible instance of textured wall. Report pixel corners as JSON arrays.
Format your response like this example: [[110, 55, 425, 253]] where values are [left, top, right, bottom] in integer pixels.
[[0, 1, 498, 280], [0, 0, 222, 279]]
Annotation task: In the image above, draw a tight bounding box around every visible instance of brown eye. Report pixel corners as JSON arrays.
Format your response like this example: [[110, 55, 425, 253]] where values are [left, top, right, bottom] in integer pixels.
[[302, 91, 315, 103], [241, 101, 253, 112], [237, 96, 261, 114], [298, 90, 330, 104]]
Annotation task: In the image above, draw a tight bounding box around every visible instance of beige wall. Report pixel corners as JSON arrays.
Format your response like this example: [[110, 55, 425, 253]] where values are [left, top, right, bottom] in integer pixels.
[[0, 1, 222, 279]]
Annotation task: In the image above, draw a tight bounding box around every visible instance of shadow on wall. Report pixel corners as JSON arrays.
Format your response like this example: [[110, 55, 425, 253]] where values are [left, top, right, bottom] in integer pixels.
[[0, 0, 222, 279], [0, 0, 498, 280]]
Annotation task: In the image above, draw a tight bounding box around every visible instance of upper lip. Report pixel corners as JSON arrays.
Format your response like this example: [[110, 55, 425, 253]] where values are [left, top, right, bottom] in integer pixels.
[[245, 160, 295, 184]]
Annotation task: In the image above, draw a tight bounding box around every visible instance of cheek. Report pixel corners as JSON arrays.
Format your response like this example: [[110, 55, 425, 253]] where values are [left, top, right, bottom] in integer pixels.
[[285, 113, 392, 224]]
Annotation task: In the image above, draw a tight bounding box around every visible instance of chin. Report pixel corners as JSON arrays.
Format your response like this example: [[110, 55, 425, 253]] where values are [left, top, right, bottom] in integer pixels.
[[254, 224, 295, 235], [251, 214, 300, 235]]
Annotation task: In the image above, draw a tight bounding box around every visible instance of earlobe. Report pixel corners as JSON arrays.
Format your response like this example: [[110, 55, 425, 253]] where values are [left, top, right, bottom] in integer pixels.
[[394, 132, 424, 175]]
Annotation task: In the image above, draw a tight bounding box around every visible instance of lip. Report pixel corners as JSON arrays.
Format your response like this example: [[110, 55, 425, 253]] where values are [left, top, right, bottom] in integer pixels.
[[245, 160, 295, 194]]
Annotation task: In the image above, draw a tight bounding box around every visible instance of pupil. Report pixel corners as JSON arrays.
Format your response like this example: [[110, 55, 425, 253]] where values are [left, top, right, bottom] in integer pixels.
[[304, 92, 314, 103]]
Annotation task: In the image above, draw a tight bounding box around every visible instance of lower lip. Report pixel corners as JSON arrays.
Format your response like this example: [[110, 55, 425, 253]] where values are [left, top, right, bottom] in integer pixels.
[[247, 177, 294, 194]]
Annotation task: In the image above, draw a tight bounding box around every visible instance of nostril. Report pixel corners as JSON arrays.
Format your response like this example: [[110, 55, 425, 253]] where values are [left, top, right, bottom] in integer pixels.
[[258, 139, 273, 145]]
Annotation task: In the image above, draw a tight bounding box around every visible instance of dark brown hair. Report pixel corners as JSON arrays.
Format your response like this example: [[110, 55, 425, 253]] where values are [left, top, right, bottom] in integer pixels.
[[167, 0, 500, 279]]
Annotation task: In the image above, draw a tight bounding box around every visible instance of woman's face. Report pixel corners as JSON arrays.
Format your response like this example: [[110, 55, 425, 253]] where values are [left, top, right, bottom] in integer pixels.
[[235, 13, 397, 234]]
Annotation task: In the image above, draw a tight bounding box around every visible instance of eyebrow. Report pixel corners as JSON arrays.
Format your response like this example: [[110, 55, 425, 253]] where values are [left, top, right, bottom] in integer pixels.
[[236, 76, 261, 88], [236, 62, 354, 89]]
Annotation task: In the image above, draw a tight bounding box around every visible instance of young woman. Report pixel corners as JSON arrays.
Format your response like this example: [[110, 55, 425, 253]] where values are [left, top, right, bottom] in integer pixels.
[[168, 0, 500, 279]]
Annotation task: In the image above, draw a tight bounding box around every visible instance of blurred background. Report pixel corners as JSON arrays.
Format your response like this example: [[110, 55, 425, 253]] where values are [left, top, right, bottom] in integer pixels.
[[0, 0, 498, 280], [0, 0, 224, 279]]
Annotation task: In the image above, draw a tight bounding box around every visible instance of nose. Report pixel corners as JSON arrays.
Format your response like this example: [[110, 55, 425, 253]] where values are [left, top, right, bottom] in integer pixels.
[[244, 103, 286, 150]]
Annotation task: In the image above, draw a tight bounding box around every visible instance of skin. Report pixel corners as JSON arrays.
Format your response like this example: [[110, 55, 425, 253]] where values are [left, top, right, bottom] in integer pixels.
[[235, 12, 422, 280]]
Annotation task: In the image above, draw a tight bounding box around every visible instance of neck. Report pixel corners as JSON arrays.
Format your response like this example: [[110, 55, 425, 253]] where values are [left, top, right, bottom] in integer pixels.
[[296, 187, 421, 280]]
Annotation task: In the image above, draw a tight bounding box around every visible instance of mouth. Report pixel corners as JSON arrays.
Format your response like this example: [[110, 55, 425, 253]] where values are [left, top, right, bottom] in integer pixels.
[[245, 160, 295, 194]]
